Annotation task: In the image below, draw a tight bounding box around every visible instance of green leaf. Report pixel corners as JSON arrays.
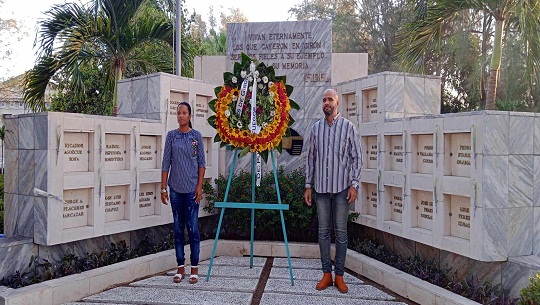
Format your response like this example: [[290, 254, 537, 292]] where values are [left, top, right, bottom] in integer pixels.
[[233, 62, 242, 74], [275, 75, 286, 83], [224, 72, 233, 82], [285, 128, 291, 137], [285, 84, 294, 96], [241, 52, 252, 65], [289, 99, 300, 110], [213, 133, 221, 143], [276, 142, 283, 154], [214, 86, 222, 97], [260, 150, 269, 163], [288, 115, 295, 126], [209, 99, 217, 112], [220, 142, 228, 148], [239, 146, 250, 158], [208, 115, 216, 128]]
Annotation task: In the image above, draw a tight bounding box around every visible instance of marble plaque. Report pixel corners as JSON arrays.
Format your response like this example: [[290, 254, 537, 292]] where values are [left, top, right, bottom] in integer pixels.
[[386, 186, 403, 222], [446, 133, 471, 177], [386, 135, 403, 171], [413, 134, 434, 174], [105, 134, 128, 170], [449, 195, 471, 239], [139, 183, 158, 217], [362, 89, 378, 123], [168, 92, 188, 132], [194, 95, 210, 123], [139, 136, 158, 169], [63, 132, 90, 172], [104, 185, 128, 222], [343, 93, 359, 126], [412, 190, 433, 230], [63, 188, 91, 229], [366, 136, 378, 169], [203, 137, 211, 167], [364, 183, 378, 216]]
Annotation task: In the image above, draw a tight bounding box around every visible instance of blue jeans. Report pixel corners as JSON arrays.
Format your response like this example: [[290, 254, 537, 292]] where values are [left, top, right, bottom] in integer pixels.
[[170, 190, 200, 266], [314, 189, 349, 276]]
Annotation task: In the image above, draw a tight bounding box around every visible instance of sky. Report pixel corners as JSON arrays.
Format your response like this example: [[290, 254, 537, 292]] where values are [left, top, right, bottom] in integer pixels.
[[0, 0, 302, 81]]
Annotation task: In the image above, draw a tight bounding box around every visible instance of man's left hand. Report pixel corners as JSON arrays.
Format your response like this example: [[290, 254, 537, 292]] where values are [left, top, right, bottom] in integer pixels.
[[347, 187, 358, 203]]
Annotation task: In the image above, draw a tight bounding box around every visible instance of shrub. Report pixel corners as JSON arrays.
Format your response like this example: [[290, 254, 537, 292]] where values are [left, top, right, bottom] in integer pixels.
[[203, 167, 318, 241], [519, 272, 540, 305]]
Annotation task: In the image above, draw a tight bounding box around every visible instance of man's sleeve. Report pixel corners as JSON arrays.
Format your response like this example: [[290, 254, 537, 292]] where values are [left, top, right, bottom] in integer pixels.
[[305, 126, 316, 188], [350, 124, 363, 183]]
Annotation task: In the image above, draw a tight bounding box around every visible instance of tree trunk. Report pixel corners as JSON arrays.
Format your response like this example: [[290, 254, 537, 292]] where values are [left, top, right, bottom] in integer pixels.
[[485, 18, 504, 110], [112, 66, 123, 116]]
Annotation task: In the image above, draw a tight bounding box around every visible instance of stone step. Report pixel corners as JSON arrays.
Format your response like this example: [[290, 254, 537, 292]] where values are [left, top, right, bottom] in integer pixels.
[[270, 267, 362, 283], [260, 293, 409, 305], [83, 286, 252, 305], [199, 255, 267, 267], [131, 275, 258, 293], [265, 279, 395, 301], [273, 257, 320, 269], [166, 264, 263, 279]]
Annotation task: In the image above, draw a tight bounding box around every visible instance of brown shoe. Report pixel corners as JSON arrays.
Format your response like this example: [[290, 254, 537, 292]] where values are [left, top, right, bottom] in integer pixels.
[[315, 272, 333, 290], [334, 275, 348, 293]]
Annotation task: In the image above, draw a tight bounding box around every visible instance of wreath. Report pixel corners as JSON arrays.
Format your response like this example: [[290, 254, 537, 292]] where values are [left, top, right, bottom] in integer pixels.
[[208, 53, 300, 161]]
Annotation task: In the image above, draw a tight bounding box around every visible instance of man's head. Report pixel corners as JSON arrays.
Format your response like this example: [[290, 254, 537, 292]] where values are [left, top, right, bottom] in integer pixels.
[[322, 89, 339, 118]]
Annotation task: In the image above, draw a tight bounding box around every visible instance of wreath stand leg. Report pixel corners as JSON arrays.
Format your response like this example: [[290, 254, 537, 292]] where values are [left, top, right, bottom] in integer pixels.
[[205, 150, 294, 286]]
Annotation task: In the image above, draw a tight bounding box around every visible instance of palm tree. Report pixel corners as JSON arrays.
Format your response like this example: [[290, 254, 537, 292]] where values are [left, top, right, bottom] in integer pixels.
[[23, 0, 176, 115], [398, 0, 540, 110]]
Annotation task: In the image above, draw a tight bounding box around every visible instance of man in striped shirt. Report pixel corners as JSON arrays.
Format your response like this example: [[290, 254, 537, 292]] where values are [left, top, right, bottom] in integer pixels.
[[304, 88, 363, 293]]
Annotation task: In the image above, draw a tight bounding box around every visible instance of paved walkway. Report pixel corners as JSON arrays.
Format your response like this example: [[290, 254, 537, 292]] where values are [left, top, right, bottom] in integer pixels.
[[63, 256, 409, 305]]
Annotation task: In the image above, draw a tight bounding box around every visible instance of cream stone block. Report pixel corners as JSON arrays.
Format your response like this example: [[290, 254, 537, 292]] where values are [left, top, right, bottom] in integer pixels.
[[63, 132, 91, 172], [62, 226, 95, 245], [0, 283, 53, 305], [169, 75, 190, 93], [341, 92, 359, 126], [360, 168, 377, 183], [444, 132, 472, 177], [361, 260, 384, 284], [104, 133, 129, 171], [364, 135, 379, 169], [382, 171, 404, 187], [139, 121, 163, 135], [443, 113, 474, 132], [407, 280, 437, 305], [408, 227, 433, 246], [344, 252, 363, 275], [441, 236, 470, 258], [138, 135, 159, 169], [103, 185, 129, 223], [359, 214, 377, 228], [509, 112, 534, 155], [63, 172, 96, 193], [193, 94, 212, 127], [411, 133, 435, 174], [63, 114, 95, 132], [411, 189, 434, 231], [62, 188, 92, 229], [45, 274, 90, 305], [360, 74, 378, 89], [361, 87, 379, 123], [362, 182, 378, 217], [442, 176, 471, 197], [139, 169, 160, 184], [360, 122, 378, 135], [409, 173, 433, 191], [409, 115, 441, 134], [384, 134, 404, 172], [103, 171, 132, 186], [383, 185, 403, 224]]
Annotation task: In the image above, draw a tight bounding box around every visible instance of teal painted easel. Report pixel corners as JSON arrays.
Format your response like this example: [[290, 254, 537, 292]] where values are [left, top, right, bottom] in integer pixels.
[[205, 150, 294, 285]]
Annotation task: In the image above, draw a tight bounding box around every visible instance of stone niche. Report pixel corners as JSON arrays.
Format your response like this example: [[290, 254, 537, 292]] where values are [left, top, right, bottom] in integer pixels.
[[63, 132, 92, 172], [362, 183, 378, 217], [63, 188, 93, 229], [385, 135, 403, 172], [194, 94, 211, 125], [444, 194, 471, 240], [104, 185, 129, 223], [139, 135, 159, 169], [343, 93, 359, 126], [412, 134, 434, 174], [411, 189, 434, 231], [363, 136, 378, 169], [105, 134, 129, 171], [362, 88, 378, 123], [167, 91, 188, 131], [444, 132, 472, 177], [139, 183, 160, 217], [384, 186, 403, 223]]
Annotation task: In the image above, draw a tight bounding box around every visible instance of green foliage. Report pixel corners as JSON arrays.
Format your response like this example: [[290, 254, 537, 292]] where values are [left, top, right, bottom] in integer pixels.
[[495, 100, 529, 112], [519, 272, 540, 305], [203, 166, 318, 241], [0, 234, 174, 288]]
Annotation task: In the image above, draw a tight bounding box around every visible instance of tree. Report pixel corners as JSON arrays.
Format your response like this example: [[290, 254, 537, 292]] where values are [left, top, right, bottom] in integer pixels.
[[23, 0, 174, 115], [399, 0, 540, 110]]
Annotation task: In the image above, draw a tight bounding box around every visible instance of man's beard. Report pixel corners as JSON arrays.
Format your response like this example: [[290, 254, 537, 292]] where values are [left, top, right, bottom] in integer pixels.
[[323, 107, 333, 116]]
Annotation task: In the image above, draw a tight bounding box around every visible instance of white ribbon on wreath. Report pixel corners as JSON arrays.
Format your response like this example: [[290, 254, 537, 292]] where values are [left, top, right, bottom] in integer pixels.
[[235, 62, 261, 134]]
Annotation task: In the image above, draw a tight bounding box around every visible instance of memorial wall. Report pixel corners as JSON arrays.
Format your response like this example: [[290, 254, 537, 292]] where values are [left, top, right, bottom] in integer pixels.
[[3, 74, 218, 246], [338, 72, 538, 262]]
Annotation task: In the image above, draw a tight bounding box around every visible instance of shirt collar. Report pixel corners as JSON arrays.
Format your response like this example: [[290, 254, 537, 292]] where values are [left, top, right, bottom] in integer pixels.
[[325, 113, 341, 126]]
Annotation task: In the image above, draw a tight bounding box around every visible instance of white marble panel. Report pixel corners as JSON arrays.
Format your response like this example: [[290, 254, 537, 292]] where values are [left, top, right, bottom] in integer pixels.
[[536, 156, 540, 207], [442, 113, 474, 132], [507, 207, 533, 256], [385, 135, 403, 171], [34, 114, 49, 150], [534, 208, 540, 255], [482, 156, 509, 209], [362, 183, 378, 217], [139, 183, 159, 217], [117, 78, 133, 115], [423, 77, 441, 115], [442, 176, 471, 197], [483, 113, 509, 155], [360, 122, 378, 135], [104, 185, 129, 223], [535, 113, 540, 155], [409, 173, 433, 191], [365, 136, 378, 169], [384, 74, 405, 116], [509, 155, 533, 207], [139, 135, 158, 169], [18, 116, 35, 149], [4, 149, 18, 194], [412, 134, 434, 174], [4, 116, 19, 150], [104, 134, 128, 171], [64, 172, 95, 189], [509, 113, 534, 155], [18, 150, 35, 196], [411, 189, 434, 230], [63, 114, 95, 132], [384, 186, 403, 223], [360, 168, 377, 184], [62, 188, 92, 229], [404, 76, 425, 115], [482, 208, 508, 261], [362, 88, 378, 123], [444, 132, 471, 177], [63, 132, 90, 172]]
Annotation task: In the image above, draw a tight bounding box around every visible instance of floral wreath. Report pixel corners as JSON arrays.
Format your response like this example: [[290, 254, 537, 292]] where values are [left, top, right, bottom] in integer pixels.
[[208, 53, 300, 161]]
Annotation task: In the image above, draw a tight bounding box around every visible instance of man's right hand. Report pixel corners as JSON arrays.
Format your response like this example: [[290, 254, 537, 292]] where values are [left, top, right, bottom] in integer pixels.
[[304, 188, 312, 206]]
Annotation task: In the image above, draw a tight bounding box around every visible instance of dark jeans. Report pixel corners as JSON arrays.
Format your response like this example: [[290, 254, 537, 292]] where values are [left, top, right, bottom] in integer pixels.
[[315, 189, 349, 276], [170, 189, 200, 266]]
